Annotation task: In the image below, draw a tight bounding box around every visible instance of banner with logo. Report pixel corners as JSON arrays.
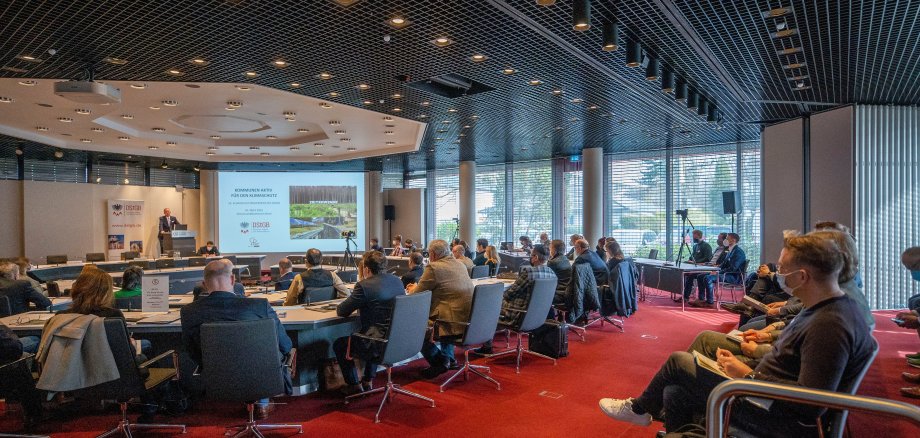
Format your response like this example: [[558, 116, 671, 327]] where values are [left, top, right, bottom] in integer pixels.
[[107, 199, 145, 260]]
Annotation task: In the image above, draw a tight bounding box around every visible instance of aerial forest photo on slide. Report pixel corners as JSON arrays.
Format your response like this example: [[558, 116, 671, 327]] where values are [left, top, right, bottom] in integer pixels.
[[289, 185, 358, 239]]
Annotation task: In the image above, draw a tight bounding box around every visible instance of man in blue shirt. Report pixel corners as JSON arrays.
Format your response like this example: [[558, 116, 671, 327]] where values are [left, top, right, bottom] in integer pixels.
[[690, 233, 747, 308]]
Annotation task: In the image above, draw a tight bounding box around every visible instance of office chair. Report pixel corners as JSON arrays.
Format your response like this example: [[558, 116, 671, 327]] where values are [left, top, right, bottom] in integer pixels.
[[128, 260, 149, 269], [0, 353, 45, 437], [716, 260, 750, 308], [486, 277, 558, 373], [114, 296, 143, 311], [345, 291, 435, 423], [75, 318, 186, 437], [336, 270, 358, 283], [120, 251, 140, 261], [155, 258, 176, 269], [85, 252, 106, 262], [586, 260, 637, 332], [434, 282, 504, 392], [287, 255, 305, 265], [554, 263, 600, 341], [647, 249, 659, 260], [298, 286, 336, 304], [0, 295, 11, 317], [200, 319, 302, 437], [470, 265, 490, 279], [187, 257, 207, 267], [46, 254, 68, 265]]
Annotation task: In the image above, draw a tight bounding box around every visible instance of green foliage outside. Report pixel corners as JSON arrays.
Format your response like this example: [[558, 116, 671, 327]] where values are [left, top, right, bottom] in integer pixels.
[[290, 203, 356, 218]]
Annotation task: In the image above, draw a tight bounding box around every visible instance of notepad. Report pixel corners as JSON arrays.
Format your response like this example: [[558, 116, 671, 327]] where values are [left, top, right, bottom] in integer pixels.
[[692, 350, 729, 380], [742, 295, 771, 313], [137, 312, 181, 324], [726, 329, 744, 343]]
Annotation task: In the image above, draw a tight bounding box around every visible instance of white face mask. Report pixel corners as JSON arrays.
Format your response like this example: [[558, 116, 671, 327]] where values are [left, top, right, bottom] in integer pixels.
[[776, 269, 805, 294]]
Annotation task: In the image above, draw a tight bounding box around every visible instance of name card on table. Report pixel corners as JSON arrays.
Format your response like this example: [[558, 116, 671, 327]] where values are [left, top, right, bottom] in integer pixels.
[[142, 275, 170, 312]]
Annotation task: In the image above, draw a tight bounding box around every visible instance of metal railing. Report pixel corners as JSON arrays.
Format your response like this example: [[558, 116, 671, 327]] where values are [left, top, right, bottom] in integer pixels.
[[706, 379, 920, 438]]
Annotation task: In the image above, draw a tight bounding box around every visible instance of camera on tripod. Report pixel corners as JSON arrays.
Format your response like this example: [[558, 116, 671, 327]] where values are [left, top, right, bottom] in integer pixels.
[[675, 209, 689, 219], [341, 230, 355, 239]]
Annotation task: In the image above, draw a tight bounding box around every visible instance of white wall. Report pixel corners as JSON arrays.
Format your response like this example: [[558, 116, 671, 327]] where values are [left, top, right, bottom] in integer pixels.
[[0, 180, 24, 257], [762, 118, 805, 263], [810, 106, 855, 228], [383, 188, 425, 246], [19, 181, 199, 261]]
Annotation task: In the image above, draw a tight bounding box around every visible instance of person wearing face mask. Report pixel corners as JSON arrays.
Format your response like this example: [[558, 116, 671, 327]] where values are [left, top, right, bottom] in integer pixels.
[[896, 246, 920, 398], [687, 230, 713, 264], [197, 240, 220, 256], [678, 232, 728, 303], [389, 235, 404, 257], [598, 231, 875, 436], [688, 233, 746, 308]]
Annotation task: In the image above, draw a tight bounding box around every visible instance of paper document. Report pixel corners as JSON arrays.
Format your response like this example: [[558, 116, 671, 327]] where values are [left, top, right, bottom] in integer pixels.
[[726, 329, 744, 343], [692, 350, 729, 380], [742, 296, 770, 313], [137, 312, 181, 324]]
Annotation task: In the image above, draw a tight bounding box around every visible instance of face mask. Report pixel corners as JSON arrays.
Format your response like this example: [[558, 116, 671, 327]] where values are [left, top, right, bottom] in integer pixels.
[[912, 270, 920, 282], [719, 239, 726, 247], [776, 269, 805, 294], [693, 238, 700, 244]]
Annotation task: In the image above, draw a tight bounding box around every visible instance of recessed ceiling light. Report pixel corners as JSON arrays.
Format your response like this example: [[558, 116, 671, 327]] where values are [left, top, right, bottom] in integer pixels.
[[387, 16, 410, 28], [297, 128, 310, 133], [206, 152, 216, 156], [419, 101, 431, 107], [447, 108, 458, 113], [0, 96, 13, 103], [91, 127, 104, 132], [243, 71, 258, 77], [384, 131, 395, 135], [392, 108, 401, 112], [329, 120, 341, 126], [570, 98, 584, 103], [149, 106, 161, 110], [130, 83, 147, 89], [103, 57, 128, 65], [434, 137, 444, 141], [207, 146, 218, 150], [314, 152, 323, 157], [148, 146, 159, 150], [782, 62, 807, 70], [470, 54, 488, 63], [382, 116, 393, 121], [319, 102, 332, 108], [528, 79, 543, 86], [777, 47, 803, 55], [334, 130, 346, 135], [209, 135, 221, 139], [152, 127, 166, 132], [57, 117, 73, 123], [386, 141, 395, 145], [470, 114, 480, 119], [235, 85, 252, 91], [165, 69, 184, 76], [761, 7, 790, 18], [36, 126, 49, 131], [162, 100, 179, 106], [272, 59, 289, 67], [436, 129, 447, 133], [227, 101, 242, 108], [289, 82, 301, 88], [362, 100, 373, 105], [16, 54, 42, 62], [225, 106, 236, 111], [501, 67, 517, 75], [341, 138, 350, 142], [347, 147, 357, 151], [121, 114, 134, 119], [588, 105, 599, 110], [316, 72, 333, 80], [166, 141, 177, 146], [441, 120, 451, 124], [260, 152, 270, 156], [119, 136, 130, 141], [327, 91, 340, 98], [80, 138, 92, 143], [418, 114, 428, 118], [432, 37, 453, 47], [18, 80, 37, 86], [189, 58, 209, 66], [314, 143, 325, 147], [356, 83, 371, 90], [463, 125, 471, 128], [290, 146, 300, 151], [771, 28, 799, 38], [266, 135, 278, 140], [392, 93, 403, 99], [249, 146, 260, 150]]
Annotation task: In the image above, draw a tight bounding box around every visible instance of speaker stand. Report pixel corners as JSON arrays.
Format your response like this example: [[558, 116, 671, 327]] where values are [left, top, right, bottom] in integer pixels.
[[731, 214, 735, 234]]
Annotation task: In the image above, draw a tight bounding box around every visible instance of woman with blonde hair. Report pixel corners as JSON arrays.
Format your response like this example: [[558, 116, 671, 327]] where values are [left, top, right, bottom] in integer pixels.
[[484, 245, 502, 277], [65, 266, 121, 317]]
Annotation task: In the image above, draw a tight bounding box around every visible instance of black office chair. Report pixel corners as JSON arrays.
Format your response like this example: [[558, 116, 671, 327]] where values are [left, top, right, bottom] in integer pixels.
[[0, 295, 12, 317], [345, 291, 434, 423], [647, 249, 659, 260], [220, 255, 238, 265], [114, 296, 143, 311], [200, 319, 302, 437], [0, 352, 43, 433], [187, 257, 207, 267], [337, 270, 358, 283], [46, 254, 68, 264], [86, 252, 106, 262], [434, 282, 504, 392], [470, 265, 490, 279], [120, 251, 140, 261], [716, 260, 750, 307], [74, 318, 186, 437], [274, 279, 294, 291], [287, 255, 305, 265], [587, 260, 637, 332], [155, 258, 176, 269], [487, 277, 558, 373], [298, 286, 336, 304], [128, 260, 148, 269]]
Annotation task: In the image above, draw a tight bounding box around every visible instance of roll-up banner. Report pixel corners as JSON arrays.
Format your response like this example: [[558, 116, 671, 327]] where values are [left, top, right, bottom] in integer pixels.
[[107, 199, 145, 260]]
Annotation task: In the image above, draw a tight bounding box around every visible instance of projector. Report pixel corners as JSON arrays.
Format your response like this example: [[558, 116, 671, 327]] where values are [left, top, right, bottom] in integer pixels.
[[53, 80, 122, 104]]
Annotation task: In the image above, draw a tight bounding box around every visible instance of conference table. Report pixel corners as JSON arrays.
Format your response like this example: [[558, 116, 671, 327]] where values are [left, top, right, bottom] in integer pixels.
[[632, 258, 720, 311], [271, 256, 412, 281], [38, 265, 250, 295], [28, 255, 265, 283], [3, 278, 513, 396]]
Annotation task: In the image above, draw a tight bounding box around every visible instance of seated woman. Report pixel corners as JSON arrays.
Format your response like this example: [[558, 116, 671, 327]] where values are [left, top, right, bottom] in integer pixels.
[[605, 240, 626, 272], [484, 245, 502, 276], [114, 266, 143, 299]]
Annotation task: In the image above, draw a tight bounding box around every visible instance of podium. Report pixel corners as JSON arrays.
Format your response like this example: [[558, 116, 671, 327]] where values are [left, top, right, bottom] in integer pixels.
[[160, 230, 197, 257]]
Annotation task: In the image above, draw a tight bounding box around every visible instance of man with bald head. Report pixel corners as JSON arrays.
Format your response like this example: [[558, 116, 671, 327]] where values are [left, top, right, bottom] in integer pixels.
[[181, 259, 292, 418], [158, 207, 181, 254], [573, 238, 609, 288], [452, 244, 475, 275]]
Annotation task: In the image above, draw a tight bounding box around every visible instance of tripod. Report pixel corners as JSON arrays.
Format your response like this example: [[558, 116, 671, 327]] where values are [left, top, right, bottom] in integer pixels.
[[339, 237, 359, 272], [674, 213, 695, 267], [450, 218, 460, 242]]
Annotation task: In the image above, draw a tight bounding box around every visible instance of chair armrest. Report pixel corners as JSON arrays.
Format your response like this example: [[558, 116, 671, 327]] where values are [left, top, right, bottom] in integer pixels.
[[0, 353, 35, 371], [138, 350, 177, 369], [432, 319, 469, 341], [284, 348, 297, 377], [705, 379, 920, 438], [345, 332, 388, 361]]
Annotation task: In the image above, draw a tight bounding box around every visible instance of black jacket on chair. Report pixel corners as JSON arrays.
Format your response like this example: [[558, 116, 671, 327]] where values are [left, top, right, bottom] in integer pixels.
[[604, 259, 638, 317]]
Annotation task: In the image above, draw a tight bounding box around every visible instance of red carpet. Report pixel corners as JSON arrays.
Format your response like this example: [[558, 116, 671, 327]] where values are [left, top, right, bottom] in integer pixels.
[[3, 293, 918, 437]]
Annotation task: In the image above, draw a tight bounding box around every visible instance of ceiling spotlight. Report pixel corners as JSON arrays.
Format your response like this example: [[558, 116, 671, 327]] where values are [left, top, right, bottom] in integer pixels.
[[470, 54, 488, 63], [207, 146, 218, 150], [447, 108, 458, 112], [587, 105, 598, 110], [210, 135, 221, 140], [501, 67, 517, 75], [787, 74, 810, 81], [362, 100, 373, 105], [283, 111, 296, 119], [384, 131, 395, 135], [347, 147, 357, 151], [289, 82, 301, 87], [356, 83, 371, 90], [386, 141, 396, 145], [646, 57, 660, 80], [783, 62, 806, 70], [189, 58, 209, 66], [626, 41, 642, 67], [392, 93, 403, 99], [206, 152, 216, 156], [148, 146, 159, 150], [528, 79, 543, 86], [235, 85, 252, 91], [675, 79, 688, 101], [91, 127, 104, 132], [36, 126, 49, 131], [392, 107, 401, 112], [118, 136, 130, 141], [318, 102, 332, 109], [314, 143, 325, 147], [761, 7, 790, 18], [686, 90, 699, 111], [326, 92, 340, 98], [18, 80, 38, 86], [272, 59, 289, 67], [16, 54, 42, 62], [266, 135, 277, 139], [161, 100, 179, 107], [418, 114, 428, 118], [152, 128, 166, 133], [149, 106, 161, 110], [387, 16, 410, 29], [777, 47, 803, 55], [771, 28, 799, 38], [226, 101, 242, 108], [602, 21, 619, 51], [165, 69, 184, 76], [432, 37, 453, 47], [316, 72, 333, 80], [249, 146, 260, 150], [329, 120, 341, 126], [573, 0, 591, 31], [243, 71, 258, 78], [54, 150, 64, 159], [551, 89, 563, 95], [383, 116, 394, 121], [0, 96, 13, 103], [314, 152, 324, 157], [661, 69, 675, 92], [160, 160, 168, 169], [471, 115, 480, 119], [341, 138, 350, 142], [129, 83, 147, 89], [103, 57, 128, 65], [289, 146, 300, 151], [570, 98, 584, 103], [57, 117, 73, 123], [334, 130, 346, 135], [166, 141, 177, 146], [297, 128, 310, 133], [79, 138, 92, 143]]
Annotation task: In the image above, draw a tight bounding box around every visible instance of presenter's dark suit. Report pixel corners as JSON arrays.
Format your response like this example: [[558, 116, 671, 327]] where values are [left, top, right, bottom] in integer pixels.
[[0, 278, 51, 315], [333, 273, 405, 385], [158, 215, 180, 254], [180, 291, 293, 392]]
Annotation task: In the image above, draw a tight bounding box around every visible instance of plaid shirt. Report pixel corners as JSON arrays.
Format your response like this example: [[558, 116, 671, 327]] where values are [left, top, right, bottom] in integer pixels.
[[500, 264, 557, 325]]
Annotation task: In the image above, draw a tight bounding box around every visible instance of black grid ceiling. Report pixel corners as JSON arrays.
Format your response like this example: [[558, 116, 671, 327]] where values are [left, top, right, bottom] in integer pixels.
[[0, 0, 916, 173]]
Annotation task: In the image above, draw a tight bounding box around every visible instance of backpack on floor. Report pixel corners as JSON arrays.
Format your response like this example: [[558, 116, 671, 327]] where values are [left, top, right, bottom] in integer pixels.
[[527, 320, 568, 358]]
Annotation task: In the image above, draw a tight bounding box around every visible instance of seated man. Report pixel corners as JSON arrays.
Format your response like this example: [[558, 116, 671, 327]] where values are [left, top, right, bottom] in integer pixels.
[[547, 239, 572, 291], [115, 266, 144, 299], [400, 251, 424, 288], [477, 245, 557, 354], [406, 239, 473, 379], [332, 251, 405, 395], [689, 233, 746, 308], [275, 258, 296, 291], [0, 261, 51, 315], [197, 240, 220, 256], [599, 232, 875, 436], [472, 238, 489, 266], [687, 230, 713, 264], [368, 238, 383, 252], [284, 248, 349, 305], [680, 232, 728, 303], [180, 259, 292, 419], [572, 239, 609, 289], [13, 258, 44, 298], [893, 247, 920, 398], [539, 232, 551, 248], [595, 237, 607, 261], [721, 263, 789, 320], [452, 244, 475, 275], [565, 234, 583, 259]]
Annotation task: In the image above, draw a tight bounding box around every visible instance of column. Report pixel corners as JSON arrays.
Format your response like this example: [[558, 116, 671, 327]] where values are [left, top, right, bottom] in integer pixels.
[[198, 169, 218, 248], [459, 161, 476, 243], [366, 171, 383, 247], [582, 147, 604, 247]]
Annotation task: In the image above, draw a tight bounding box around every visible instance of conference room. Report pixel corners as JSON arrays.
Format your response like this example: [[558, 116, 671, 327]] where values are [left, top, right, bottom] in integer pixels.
[[1, 0, 919, 437]]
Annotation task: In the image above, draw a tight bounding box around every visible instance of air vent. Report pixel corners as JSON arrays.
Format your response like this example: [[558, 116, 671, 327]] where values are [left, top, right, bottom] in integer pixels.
[[407, 73, 494, 98]]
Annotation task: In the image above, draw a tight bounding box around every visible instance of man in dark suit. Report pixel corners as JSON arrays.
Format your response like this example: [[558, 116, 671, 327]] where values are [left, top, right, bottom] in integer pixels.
[[180, 259, 292, 419], [400, 251, 425, 288], [275, 258, 296, 291], [158, 208, 181, 254], [332, 251, 405, 395], [472, 238, 489, 266], [547, 239, 572, 291], [688, 230, 713, 264], [0, 262, 51, 315], [197, 241, 219, 256], [573, 239, 609, 289], [690, 233, 747, 308]]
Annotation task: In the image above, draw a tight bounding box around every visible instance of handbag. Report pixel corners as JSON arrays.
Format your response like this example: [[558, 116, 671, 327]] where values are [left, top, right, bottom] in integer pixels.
[[527, 320, 568, 358], [322, 360, 346, 392]]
